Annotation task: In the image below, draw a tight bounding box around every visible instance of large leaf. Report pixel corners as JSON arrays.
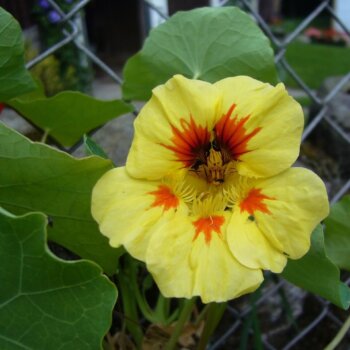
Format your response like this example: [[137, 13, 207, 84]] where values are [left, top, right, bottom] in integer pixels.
[[0, 122, 121, 274], [0, 209, 117, 350], [0, 7, 36, 101], [122, 7, 278, 100], [8, 91, 133, 147], [282, 225, 350, 309], [324, 196, 350, 271]]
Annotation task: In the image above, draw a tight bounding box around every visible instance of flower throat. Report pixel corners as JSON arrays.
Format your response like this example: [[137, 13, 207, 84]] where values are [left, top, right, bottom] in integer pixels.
[[191, 138, 236, 186]]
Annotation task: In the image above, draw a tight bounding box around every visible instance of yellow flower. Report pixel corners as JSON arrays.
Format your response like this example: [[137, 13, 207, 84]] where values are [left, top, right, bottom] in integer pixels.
[[92, 75, 329, 303]]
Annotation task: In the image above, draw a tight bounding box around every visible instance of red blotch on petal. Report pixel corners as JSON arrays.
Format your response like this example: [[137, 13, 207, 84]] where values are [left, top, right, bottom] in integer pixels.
[[240, 188, 274, 215], [148, 185, 179, 211], [192, 215, 225, 244], [161, 116, 210, 167], [0, 103, 5, 114], [215, 104, 261, 160]]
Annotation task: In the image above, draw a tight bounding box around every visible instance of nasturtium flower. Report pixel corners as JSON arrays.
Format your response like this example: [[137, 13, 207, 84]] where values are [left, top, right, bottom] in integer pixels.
[[92, 75, 329, 303]]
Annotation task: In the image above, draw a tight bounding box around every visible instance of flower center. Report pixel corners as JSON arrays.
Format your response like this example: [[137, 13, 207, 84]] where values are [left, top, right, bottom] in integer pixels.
[[191, 141, 236, 185], [162, 103, 261, 186]]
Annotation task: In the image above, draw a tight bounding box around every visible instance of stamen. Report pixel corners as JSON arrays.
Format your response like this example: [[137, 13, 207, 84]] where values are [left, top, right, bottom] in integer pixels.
[[191, 147, 237, 186], [163, 171, 197, 204], [224, 175, 252, 208], [192, 193, 227, 217]]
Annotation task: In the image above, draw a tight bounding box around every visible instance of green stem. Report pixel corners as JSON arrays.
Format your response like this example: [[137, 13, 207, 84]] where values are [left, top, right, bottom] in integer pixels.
[[117, 266, 143, 347], [252, 304, 263, 350], [155, 294, 171, 325], [239, 286, 262, 350], [129, 267, 155, 323], [165, 298, 196, 350], [40, 129, 49, 143], [197, 302, 227, 350], [271, 274, 298, 331], [324, 315, 350, 350], [194, 304, 210, 327]]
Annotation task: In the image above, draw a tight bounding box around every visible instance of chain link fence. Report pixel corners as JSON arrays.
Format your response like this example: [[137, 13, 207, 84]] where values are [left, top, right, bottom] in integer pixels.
[[14, 0, 350, 348]]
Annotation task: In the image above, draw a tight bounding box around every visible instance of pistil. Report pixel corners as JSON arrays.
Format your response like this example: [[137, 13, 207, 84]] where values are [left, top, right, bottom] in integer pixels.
[[191, 144, 236, 186]]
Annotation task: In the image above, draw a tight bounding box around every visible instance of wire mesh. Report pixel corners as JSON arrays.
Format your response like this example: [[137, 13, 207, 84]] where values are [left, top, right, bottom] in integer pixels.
[[19, 0, 350, 348]]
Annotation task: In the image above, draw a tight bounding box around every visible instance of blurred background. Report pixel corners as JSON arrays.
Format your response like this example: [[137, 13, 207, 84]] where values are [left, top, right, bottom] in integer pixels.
[[1, 0, 349, 95], [1, 0, 349, 202], [0, 0, 349, 349]]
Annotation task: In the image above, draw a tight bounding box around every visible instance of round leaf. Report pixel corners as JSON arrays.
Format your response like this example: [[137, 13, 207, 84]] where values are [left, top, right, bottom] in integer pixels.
[[0, 209, 117, 350], [122, 7, 278, 100]]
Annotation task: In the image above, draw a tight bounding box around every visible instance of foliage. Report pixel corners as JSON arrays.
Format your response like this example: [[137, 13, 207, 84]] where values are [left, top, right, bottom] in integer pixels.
[[122, 7, 278, 100], [282, 225, 350, 309], [1, 4, 350, 349], [84, 134, 109, 159], [325, 196, 350, 271], [0, 8, 36, 101], [0, 209, 117, 350], [282, 195, 350, 310], [8, 88, 132, 147], [0, 123, 123, 274]]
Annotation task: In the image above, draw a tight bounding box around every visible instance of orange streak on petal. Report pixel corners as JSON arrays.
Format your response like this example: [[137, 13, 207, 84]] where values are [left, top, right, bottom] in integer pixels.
[[215, 104, 261, 160], [161, 116, 211, 167], [148, 185, 179, 211], [192, 215, 225, 244], [215, 103, 236, 144], [240, 188, 274, 215]]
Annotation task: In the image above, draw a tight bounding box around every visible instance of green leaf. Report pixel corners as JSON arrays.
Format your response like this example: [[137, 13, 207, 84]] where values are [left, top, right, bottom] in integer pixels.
[[122, 6, 277, 100], [0, 7, 36, 101], [84, 134, 109, 159], [324, 196, 350, 271], [0, 209, 117, 350], [8, 91, 133, 147], [0, 122, 121, 274], [282, 225, 350, 309]]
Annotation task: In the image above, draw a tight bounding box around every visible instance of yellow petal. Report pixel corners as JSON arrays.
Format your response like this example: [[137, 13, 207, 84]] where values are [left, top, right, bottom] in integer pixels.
[[146, 216, 194, 299], [127, 75, 221, 180], [146, 213, 263, 303], [91, 167, 187, 261], [226, 209, 287, 273], [252, 167, 329, 259], [214, 76, 303, 178], [190, 222, 263, 303]]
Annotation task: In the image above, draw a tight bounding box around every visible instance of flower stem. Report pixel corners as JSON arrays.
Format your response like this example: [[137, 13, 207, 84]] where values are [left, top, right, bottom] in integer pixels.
[[165, 297, 196, 350], [324, 314, 350, 350], [196, 302, 227, 350], [40, 129, 49, 143], [194, 304, 210, 327]]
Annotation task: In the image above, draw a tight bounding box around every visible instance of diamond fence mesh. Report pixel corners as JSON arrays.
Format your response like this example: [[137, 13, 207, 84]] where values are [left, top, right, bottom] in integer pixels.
[[19, 0, 350, 348]]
